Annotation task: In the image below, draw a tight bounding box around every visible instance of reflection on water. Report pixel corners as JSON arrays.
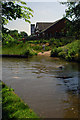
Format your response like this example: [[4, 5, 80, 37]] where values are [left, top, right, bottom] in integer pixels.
[[2, 56, 80, 118]]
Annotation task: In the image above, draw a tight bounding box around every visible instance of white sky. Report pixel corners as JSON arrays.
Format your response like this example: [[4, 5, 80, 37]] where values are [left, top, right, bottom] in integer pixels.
[[5, 1, 67, 35]]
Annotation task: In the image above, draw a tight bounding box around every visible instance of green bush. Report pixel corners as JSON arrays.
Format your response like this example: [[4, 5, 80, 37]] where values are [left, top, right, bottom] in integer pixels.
[[2, 33, 15, 46], [32, 45, 42, 51], [51, 40, 80, 62], [65, 55, 72, 61], [45, 46, 50, 51], [49, 38, 55, 45], [57, 47, 63, 53], [58, 51, 66, 58], [68, 49, 76, 56], [51, 47, 58, 57], [49, 37, 73, 48]]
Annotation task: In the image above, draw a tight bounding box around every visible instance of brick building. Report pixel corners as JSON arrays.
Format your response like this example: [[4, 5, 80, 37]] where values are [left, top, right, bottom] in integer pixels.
[[31, 18, 69, 38]]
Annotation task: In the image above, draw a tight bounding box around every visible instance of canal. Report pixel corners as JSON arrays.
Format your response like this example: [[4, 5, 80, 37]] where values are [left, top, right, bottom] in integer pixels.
[[2, 56, 80, 118]]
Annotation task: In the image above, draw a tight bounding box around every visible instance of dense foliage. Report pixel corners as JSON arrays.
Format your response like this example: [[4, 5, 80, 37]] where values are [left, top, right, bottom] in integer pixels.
[[62, 2, 80, 38], [1, 0, 33, 33], [1, 0, 33, 24], [27, 37, 74, 52], [2, 30, 28, 46], [2, 36, 74, 56], [51, 40, 80, 62]]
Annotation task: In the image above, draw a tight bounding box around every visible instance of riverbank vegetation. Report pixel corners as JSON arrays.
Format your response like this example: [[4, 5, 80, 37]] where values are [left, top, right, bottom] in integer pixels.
[[2, 82, 38, 119], [2, 41, 37, 57], [2, 32, 80, 62], [28, 37, 73, 52], [51, 40, 80, 62], [2, 32, 74, 55]]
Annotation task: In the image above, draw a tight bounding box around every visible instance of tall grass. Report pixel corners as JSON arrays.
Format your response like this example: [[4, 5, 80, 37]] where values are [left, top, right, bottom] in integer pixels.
[[2, 42, 37, 56]]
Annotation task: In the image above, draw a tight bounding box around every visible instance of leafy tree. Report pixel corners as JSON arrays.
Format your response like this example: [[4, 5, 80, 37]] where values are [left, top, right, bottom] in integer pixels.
[[2, 33, 15, 46], [19, 31, 28, 38], [1, 0, 33, 33], [61, 1, 80, 38], [8, 30, 19, 39]]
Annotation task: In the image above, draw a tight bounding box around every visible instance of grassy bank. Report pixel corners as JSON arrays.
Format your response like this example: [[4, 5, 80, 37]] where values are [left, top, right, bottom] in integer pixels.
[[51, 40, 80, 62], [2, 82, 39, 119], [2, 42, 37, 57], [2, 37, 79, 62], [2, 37, 73, 55]]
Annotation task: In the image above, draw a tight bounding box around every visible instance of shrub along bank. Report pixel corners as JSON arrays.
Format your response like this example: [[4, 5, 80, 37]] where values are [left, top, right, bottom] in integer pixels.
[[51, 40, 80, 62], [28, 37, 73, 52], [2, 82, 39, 119]]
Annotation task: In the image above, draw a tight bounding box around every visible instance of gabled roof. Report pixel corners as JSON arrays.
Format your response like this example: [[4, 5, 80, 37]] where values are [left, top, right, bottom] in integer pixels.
[[35, 17, 69, 34], [40, 18, 66, 33], [36, 22, 53, 31]]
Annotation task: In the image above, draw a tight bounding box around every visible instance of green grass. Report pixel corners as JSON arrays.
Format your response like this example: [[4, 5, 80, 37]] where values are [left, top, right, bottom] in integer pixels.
[[51, 40, 80, 62], [2, 40, 51, 54], [2, 82, 39, 119], [2, 42, 37, 56]]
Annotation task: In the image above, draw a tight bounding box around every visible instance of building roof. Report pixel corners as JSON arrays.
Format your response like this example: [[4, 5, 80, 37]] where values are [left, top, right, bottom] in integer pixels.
[[36, 17, 68, 34], [36, 22, 53, 31], [40, 18, 65, 33]]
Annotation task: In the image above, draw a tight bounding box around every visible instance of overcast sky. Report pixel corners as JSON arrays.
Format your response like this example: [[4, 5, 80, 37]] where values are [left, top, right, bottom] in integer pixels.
[[5, 1, 67, 35]]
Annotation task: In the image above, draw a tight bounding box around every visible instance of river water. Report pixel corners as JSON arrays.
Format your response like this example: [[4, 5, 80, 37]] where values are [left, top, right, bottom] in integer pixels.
[[2, 56, 80, 118]]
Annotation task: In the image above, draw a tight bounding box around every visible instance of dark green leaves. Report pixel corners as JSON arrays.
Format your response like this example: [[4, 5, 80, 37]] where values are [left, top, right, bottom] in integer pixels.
[[61, 1, 80, 38], [2, 0, 33, 26]]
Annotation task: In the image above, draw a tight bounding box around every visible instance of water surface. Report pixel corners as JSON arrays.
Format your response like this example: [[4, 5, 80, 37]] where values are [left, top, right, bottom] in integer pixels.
[[2, 56, 80, 118]]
